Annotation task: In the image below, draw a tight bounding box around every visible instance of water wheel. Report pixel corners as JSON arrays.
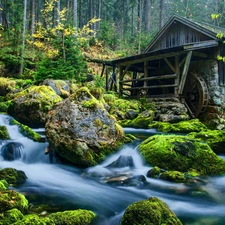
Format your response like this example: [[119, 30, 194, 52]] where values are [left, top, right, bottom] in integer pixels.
[[183, 73, 209, 117]]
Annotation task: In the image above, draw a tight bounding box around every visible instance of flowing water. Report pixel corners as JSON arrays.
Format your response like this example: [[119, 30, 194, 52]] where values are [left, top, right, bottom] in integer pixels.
[[0, 114, 225, 224]]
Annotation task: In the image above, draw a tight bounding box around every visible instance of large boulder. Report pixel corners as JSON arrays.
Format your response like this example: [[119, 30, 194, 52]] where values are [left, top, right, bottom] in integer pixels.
[[48, 209, 96, 225], [188, 129, 225, 154], [0, 168, 27, 186], [121, 197, 182, 225], [45, 87, 125, 167], [7, 85, 62, 127], [139, 135, 225, 175]]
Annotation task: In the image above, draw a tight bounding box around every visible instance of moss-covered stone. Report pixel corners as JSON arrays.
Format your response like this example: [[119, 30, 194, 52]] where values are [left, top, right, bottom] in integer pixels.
[[0, 101, 11, 113], [121, 197, 182, 225], [0, 208, 24, 225], [48, 209, 96, 225], [139, 135, 225, 175], [0, 168, 27, 186], [13, 214, 54, 225], [0, 78, 16, 96], [160, 171, 186, 183], [149, 119, 207, 133], [7, 85, 62, 127], [188, 129, 225, 154], [0, 180, 7, 191], [0, 126, 10, 140], [0, 190, 28, 213], [10, 119, 44, 142], [147, 166, 161, 178]]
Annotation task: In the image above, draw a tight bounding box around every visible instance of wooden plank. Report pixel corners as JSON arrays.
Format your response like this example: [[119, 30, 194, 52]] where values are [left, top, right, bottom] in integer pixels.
[[106, 66, 109, 91], [178, 51, 192, 95], [183, 40, 218, 51], [163, 58, 176, 73], [123, 84, 177, 90], [120, 74, 177, 83]]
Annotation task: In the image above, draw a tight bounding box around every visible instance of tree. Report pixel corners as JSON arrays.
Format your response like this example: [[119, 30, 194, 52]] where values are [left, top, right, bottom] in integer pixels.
[[145, 0, 151, 33], [19, 0, 27, 75]]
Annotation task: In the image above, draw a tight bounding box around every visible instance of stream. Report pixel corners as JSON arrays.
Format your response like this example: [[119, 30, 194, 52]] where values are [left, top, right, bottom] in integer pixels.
[[0, 114, 225, 224]]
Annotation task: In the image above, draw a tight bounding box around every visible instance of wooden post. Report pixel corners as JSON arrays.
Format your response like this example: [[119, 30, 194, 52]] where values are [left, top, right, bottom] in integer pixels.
[[119, 66, 123, 97], [101, 64, 105, 77], [178, 51, 192, 95], [175, 55, 180, 96], [144, 61, 148, 94], [106, 66, 109, 92]]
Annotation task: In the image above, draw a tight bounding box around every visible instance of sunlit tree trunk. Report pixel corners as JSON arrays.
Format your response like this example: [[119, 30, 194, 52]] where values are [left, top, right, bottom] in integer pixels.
[[30, 0, 35, 37], [73, 0, 78, 31]]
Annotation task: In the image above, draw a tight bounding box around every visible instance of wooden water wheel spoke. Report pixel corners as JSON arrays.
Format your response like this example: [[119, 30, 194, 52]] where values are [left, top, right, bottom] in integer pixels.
[[183, 73, 209, 117]]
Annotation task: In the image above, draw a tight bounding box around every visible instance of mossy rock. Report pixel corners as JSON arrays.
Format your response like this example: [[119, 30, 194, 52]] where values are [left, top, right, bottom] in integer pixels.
[[121, 197, 182, 225], [7, 85, 62, 127], [0, 180, 8, 191], [120, 110, 154, 128], [188, 129, 225, 154], [149, 119, 207, 133], [13, 214, 54, 225], [0, 101, 11, 113], [48, 209, 96, 225], [10, 119, 44, 142], [147, 166, 162, 178], [139, 135, 225, 175], [0, 126, 10, 140], [0, 168, 27, 186], [0, 208, 24, 225], [0, 190, 28, 213], [160, 171, 186, 183], [0, 78, 16, 96]]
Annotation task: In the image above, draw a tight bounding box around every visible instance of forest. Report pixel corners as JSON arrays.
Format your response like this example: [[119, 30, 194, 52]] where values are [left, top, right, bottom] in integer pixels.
[[0, 0, 225, 83]]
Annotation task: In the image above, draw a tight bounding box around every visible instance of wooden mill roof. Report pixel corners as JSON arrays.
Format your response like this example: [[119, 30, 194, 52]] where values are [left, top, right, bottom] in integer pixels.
[[110, 15, 225, 66]]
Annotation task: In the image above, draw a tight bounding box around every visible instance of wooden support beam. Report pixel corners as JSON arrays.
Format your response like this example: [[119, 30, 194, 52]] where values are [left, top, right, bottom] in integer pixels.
[[118, 51, 185, 66], [178, 51, 192, 95], [105, 66, 109, 91], [163, 58, 176, 73], [122, 65, 131, 78], [120, 74, 177, 83], [175, 55, 180, 95], [101, 64, 105, 77], [144, 61, 148, 87], [119, 66, 123, 97]]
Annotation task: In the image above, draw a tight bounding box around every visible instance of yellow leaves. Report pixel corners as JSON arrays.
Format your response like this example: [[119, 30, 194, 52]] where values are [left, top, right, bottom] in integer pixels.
[[217, 55, 225, 63], [216, 32, 225, 39], [211, 14, 221, 20]]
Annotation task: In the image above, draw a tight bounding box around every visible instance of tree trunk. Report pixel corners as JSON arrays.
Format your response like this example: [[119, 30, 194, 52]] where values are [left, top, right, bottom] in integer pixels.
[[73, 0, 78, 31], [20, 0, 27, 75], [145, 0, 151, 33], [57, 0, 60, 24], [30, 0, 35, 37], [138, 0, 143, 53], [159, 0, 164, 29]]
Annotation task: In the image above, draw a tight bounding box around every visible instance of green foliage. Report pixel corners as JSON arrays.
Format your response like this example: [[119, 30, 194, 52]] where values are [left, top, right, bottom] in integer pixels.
[[98, 20, 119, 49], [34, 37, 86, 83]]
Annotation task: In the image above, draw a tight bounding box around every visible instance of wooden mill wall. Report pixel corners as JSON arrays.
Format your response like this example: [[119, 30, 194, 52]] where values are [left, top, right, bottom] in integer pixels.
[[151, 22, 213, 51]]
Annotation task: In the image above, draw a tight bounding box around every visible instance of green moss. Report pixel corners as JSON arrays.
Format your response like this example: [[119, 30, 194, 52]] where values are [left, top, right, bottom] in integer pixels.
[[188, 129, 225, 154], [160, 171, 186, 183], [129, 110, 154, 128], [147, 166, 161, 178], [0, 168, 27, 186], [149, 119, 207, 133], [0, 190, 28, 213], [0, 180, 7, 191], [13, 214, 54, 225], [0, 101, 10, 113], [124, 134, 137, 143], [121, 197, 182, 225], [139, 135, 225, 175], [10, 119, 43, 142], [48, 209, 96, 225], [0, 208, 24, 225], [82, 99, 98, 109], [0, 126, 10, 140], [93, 118, 103, 127]]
